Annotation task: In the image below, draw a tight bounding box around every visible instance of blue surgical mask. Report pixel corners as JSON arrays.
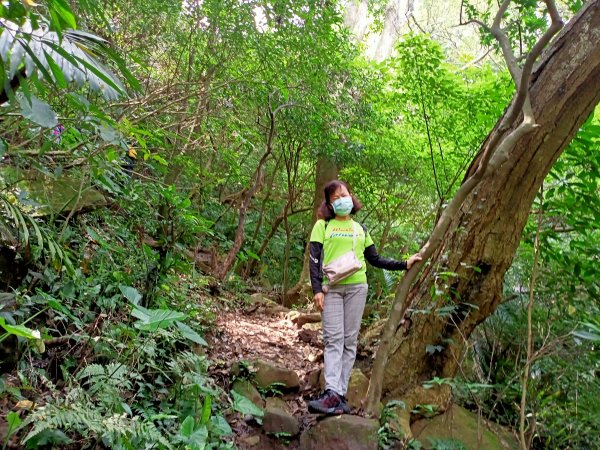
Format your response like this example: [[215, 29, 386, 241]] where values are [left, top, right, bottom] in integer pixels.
[[332, 196, 354, 216]]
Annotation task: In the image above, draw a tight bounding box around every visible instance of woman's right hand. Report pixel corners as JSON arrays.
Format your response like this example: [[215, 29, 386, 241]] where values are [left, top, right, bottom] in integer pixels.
[[314, 292, 325, 311]]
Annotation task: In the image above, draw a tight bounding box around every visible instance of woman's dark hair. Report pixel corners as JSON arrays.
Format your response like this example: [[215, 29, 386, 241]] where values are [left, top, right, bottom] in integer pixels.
[[317, 180, 362, 220]]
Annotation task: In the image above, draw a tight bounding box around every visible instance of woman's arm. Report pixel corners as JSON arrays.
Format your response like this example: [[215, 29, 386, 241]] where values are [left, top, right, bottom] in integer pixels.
[[364, 244, 408, 270], [309, 241, 324, 294]]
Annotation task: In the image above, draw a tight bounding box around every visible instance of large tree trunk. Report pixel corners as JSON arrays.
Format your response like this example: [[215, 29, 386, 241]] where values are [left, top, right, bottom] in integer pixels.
[[368, 0, 414, 61], [344, 0, 370, 42], [380, 0, 600, 411]]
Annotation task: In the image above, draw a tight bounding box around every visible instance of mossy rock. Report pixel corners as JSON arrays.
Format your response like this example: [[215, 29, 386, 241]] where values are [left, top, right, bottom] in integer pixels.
[[346, 369, 369, 410], [262, 398, 300, 436], [0, 167, 107, 217], [231, 379, 264, 409], [412, 404, 518, 450], [232, 359, 300, 391], [300, 415, 379, 450]]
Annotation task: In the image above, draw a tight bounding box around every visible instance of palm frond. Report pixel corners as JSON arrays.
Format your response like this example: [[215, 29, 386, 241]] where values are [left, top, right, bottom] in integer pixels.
[[0, 18, 126, 99]]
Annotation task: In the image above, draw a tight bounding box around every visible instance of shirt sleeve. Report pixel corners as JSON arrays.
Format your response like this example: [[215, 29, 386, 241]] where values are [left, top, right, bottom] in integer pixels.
[[309, 242, 324, 294], [364, 244, 407, 271], [310, 219, 326, 243], [309, 220, 326, 294], [365, 229, 374, 247]]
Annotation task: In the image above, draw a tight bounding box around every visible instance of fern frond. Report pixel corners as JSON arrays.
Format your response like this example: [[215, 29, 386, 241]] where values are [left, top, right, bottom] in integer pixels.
[[0, 193, 72, 269], [22, 402, 173, 448], [77, 363, 106, 380], [22, 403, 103, 444]]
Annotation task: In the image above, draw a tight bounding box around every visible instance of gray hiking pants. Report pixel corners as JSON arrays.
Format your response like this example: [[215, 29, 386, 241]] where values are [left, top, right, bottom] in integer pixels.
[[322, 283, 368, 395]]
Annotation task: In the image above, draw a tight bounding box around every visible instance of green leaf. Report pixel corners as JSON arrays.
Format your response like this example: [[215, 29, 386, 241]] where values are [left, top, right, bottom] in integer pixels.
[[176, 321, 208, 346], [572, 330, 600, 342], [384, 399, 406, 410], [245, 249, 260, 261], [119, 285, 142, 304], [0, 317, 41, 340], [209, 415, 232, 436], [149, 413, 178, 421], [44, 51, 67, 88], [71, 51, 125, 97], [26, 216, 44, 250], [180, 415, 195, 438], [200, 395, 212, 425], [231, 391, 264, 418], [98, 123, 120, 143], [0, 138, 7, 158], [47, 239, 57, 263], [151, 153, 169, 165], [188, 425, 208, 450], [48, 0, 77, 30], [43, 40, 124, 99], [24, 429, 72, 446], [121, 402, 132, 416], [17, 93, 58, 128], [47, 298, 78, 322], [10, 202, 29, 244], [17, 38, 55, 85], [7, 410, 22, 433], [131, 306, 186, 331], [435, 305, 457, 317], [104, 46, 141, 92]]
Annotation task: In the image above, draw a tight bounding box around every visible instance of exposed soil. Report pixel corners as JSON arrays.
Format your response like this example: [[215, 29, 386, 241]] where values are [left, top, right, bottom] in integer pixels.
[[207, 305, 326, 450]]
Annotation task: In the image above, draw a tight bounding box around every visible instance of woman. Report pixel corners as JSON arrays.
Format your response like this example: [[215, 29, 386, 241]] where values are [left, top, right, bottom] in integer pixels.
[[307, 180, 422, 415]]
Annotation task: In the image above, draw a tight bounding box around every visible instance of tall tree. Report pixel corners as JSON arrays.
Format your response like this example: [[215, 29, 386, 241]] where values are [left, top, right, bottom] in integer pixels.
[[285, 154, 338, 301], [364, 0, 600, 435]]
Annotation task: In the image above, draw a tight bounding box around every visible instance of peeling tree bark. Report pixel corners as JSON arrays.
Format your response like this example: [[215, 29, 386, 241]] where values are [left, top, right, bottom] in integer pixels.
[[370, 0, 415, 62], [344, 0, 416, 61], [365, 0, 600, 430], [344, 0, 370, 42]]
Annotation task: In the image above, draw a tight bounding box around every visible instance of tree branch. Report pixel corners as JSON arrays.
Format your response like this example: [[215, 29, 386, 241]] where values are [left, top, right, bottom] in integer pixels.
[[519, 186, 543, 450]]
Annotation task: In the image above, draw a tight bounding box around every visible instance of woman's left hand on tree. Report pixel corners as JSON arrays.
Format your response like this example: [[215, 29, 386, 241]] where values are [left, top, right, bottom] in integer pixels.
[[407, 253, 423, 269]]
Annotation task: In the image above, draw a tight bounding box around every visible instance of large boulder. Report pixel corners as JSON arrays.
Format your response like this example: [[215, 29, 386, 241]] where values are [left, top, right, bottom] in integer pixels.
[[253, 359, 300, 391], [0, 168, 107, 217], [232, 359, 300, 391], [248, 294, 290, 315], [412, 404, 518, 450], [299, 415, 379, 450], [262, 397, 300, 436]]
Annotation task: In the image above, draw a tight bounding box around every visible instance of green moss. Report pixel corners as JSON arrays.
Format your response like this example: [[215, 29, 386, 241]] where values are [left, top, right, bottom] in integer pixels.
[[413, 405, 518, 450], [0, 168, 106, 216]]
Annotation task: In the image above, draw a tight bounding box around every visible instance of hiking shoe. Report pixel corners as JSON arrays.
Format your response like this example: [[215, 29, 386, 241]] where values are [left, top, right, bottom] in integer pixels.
[[338, 395, 352, 414], [308, 389, 345, 415]]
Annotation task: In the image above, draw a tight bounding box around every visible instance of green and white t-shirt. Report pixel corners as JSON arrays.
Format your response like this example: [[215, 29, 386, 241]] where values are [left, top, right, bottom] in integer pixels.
[[309, 218, 374, 285]]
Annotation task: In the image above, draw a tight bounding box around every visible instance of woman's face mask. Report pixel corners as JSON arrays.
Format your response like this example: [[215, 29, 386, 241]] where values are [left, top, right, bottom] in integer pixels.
[[332, 196, 354, 216]]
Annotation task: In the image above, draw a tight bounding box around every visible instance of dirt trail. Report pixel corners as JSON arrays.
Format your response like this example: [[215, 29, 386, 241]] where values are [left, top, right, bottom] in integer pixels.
[[207, 306, 325, 449]]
